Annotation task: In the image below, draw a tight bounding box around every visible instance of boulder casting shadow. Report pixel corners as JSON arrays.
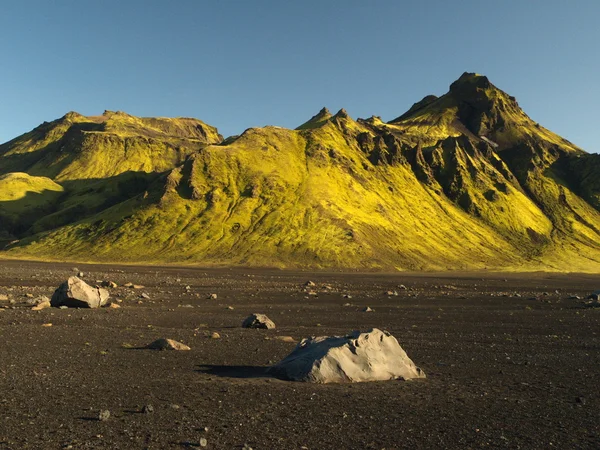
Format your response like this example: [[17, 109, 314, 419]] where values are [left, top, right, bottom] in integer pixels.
[[269, 328, 426, 383]]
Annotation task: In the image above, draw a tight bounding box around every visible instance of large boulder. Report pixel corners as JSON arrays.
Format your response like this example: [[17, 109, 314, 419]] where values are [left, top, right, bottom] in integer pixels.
[[50, 277, 110, 308], [242, 313, 276, 329], [269, 328, 425, 383]]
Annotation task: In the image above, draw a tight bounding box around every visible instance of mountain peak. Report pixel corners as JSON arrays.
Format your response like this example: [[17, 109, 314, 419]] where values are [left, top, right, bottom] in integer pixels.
[[450, 72, 491, 89], [334, 108, 349, 119], [62, 111, 85, 121], [449, 72, 495, 102], [296, 107, 333, 130], [317, 107, 330, 117]]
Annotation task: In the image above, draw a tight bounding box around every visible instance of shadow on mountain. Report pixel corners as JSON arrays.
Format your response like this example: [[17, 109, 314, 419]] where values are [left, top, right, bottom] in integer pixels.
[[0, 170, 164, 248]]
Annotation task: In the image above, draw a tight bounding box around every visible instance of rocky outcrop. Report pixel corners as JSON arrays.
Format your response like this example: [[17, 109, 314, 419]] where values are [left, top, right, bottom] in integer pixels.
[[269, 328, 425, 383]]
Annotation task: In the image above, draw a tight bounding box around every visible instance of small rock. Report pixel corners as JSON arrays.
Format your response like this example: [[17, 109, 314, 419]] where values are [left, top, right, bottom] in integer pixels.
[[398, 285, 407, 290], [362, 306, 373, 312], [242, 313, 276, 329], [41, 323, 53, 327], [27, 295, 50, 306], [199, 438, 208, 447], [0, 294, 9, 301], [141, 293, 150, 299], [208, 293, 218, 299], [32, 300, 51, 311], [210, 332, 221, 339], [78, 272, 84, 278], [133, 284, 145, 289], [385, 291, 398, 296], [146, 338, 191, 351], [98, 410, 110, 421], [107, 302, 121, 309], [142, 404, 154, 414], [275, 336, 296, 343], [343, 294, 352, 299], [304, 281, 316, 287], [226, 306, 234, 310]]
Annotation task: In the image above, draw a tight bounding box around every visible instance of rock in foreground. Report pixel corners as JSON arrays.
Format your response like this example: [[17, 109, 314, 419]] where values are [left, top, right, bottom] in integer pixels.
[[269, 328, 425, 383], [146, 338, 191, 351], [242, 313, 276, 329], [50, 277, 109, 308]]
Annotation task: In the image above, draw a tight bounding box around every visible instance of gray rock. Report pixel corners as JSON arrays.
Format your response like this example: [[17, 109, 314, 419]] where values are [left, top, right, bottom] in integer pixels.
[[26, 295, 50, 306], [269, 328, 425, 383], [146, 338, 191, 351], [242, 313, 276, 329], [50, 277, 109, 308], [98, 410, 110, 421], [199, 438, 208, 447], [142, 404, 154, 414]]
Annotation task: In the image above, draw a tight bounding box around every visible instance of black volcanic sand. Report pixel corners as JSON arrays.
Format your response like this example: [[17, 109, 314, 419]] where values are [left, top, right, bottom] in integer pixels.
[[0, 260, 599, 449]]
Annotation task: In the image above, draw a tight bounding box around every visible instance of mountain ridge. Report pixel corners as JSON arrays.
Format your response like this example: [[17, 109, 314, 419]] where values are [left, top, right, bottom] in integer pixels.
[[1, 73, 599, 271]]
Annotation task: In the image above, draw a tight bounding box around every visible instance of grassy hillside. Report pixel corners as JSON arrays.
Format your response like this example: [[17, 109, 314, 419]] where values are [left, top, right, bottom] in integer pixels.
[[2, 74, 600, 271]]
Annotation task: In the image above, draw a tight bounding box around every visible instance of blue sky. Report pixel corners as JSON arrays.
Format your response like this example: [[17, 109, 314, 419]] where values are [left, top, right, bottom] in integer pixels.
[[1, 1, 598, 151]]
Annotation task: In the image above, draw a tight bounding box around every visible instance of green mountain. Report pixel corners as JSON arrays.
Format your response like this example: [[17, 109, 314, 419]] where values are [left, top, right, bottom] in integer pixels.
[[2, 73, 600, 271]]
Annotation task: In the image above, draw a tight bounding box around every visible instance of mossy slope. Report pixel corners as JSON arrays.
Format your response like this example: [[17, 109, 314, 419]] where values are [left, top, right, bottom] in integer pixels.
[[2, 74, 600, 271]]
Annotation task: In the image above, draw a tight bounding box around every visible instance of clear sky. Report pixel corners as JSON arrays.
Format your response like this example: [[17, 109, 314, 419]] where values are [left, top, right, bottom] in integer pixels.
[[1, 0, 598, 151]]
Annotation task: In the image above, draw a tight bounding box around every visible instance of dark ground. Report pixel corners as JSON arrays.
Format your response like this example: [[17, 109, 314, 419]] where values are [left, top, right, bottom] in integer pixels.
[[0, 259, 599, 449]]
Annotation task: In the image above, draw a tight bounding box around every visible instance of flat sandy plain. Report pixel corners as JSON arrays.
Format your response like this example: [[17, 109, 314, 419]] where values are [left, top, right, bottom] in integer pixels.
[[0, 259, 598, 449]]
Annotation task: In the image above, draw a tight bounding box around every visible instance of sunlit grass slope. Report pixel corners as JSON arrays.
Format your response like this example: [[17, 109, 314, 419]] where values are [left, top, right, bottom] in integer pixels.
[[0, 110, 222, 180], [3, 73, 600, 271]]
